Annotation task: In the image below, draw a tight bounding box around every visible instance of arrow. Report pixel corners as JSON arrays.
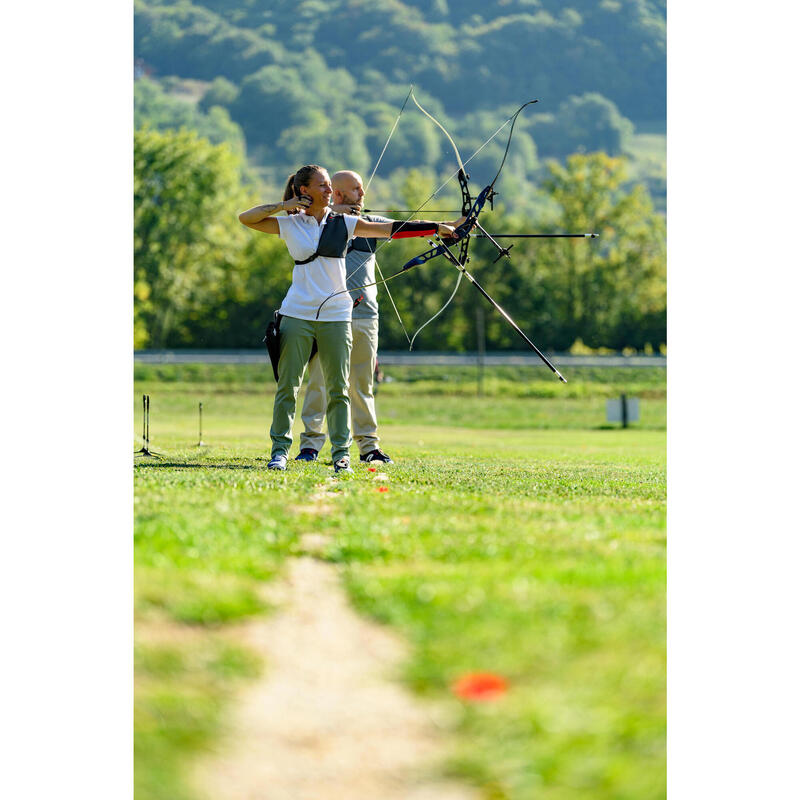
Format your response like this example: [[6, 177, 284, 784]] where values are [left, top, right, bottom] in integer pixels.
[[361, 209, 462, 214]]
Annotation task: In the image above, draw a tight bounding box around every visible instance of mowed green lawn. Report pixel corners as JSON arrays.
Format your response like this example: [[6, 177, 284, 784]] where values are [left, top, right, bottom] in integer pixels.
[[134, 363, 666, 800]]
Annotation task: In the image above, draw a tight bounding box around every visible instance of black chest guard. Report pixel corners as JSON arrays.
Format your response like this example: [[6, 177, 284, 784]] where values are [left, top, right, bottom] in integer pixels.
[[348, 213, 384, 255], [294, 213, 349, 265], [347, 235, 377, 255]]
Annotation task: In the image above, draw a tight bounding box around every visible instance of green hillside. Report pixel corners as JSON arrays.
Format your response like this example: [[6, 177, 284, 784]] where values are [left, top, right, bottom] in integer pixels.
[[134, 0, 665, 203]]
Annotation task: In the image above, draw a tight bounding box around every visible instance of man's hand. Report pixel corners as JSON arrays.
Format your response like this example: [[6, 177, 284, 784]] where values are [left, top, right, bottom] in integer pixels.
[[437, 223, 458, 239], [331, 202, 363, 214]]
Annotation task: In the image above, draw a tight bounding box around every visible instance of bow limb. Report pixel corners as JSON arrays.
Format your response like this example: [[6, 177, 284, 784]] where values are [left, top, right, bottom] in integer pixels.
[[406, 93, 473, 347], [411, 91, 467, 179], [488, 100, 538, 191], [407, 240, 464, 350], [408, 273, 463, 351], [354, 86, 414, 344]]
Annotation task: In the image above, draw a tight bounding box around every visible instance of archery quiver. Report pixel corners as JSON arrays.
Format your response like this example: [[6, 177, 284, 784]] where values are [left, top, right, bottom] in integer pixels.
[[262, 312, 318, 383]]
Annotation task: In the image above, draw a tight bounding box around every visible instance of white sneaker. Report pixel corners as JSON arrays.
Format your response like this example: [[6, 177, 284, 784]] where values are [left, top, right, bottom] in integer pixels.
[[333, 457, 353, 475], [268, 454, 287, 470]]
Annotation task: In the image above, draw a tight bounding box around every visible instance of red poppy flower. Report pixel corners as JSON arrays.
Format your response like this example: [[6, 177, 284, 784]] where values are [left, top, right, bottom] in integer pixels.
[[368, 467, 376, 472], [377, 486, 389, 493], [452, 672, 508, 701]]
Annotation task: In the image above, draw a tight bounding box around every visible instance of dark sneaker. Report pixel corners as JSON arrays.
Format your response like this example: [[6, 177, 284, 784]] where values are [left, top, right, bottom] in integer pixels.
[[360, 449, 394, 464], [267, 454, 287, 471], [295, 448, 319, 462], [333, 457, 353, 475]]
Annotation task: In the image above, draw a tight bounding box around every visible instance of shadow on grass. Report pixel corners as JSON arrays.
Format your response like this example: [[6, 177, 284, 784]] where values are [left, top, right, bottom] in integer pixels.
[[134, 461, 262, 470]]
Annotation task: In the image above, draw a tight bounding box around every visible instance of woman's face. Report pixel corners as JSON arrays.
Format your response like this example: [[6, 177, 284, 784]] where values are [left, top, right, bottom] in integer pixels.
[[300, 170, 332, 205]]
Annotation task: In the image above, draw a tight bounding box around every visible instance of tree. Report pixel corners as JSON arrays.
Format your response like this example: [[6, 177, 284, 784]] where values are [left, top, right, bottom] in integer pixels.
[[198, 76, 239, 113], [531, 94, 634, 160], [134, 128, 249, 347], [134, 77, 245, 155], [362, 107, 443, 175], [530, 153, 666, 351], [229, 66, 316, 152], [180, 228, 293, 348]]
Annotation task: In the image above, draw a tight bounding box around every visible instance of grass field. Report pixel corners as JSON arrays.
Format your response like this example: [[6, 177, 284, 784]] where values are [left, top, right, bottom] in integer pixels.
[[134, 363, 666, 800]]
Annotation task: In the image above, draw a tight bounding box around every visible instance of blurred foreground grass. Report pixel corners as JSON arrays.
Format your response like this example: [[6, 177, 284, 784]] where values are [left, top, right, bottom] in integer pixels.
[[134, 362, 665, 799]]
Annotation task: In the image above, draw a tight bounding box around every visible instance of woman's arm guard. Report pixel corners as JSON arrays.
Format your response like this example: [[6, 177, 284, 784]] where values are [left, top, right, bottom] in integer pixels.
[[390, 220, 439, 239]]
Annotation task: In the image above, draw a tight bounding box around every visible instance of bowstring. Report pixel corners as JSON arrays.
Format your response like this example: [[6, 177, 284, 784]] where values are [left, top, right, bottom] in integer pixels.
[[359, 85, 414, 343], [405, 91, 468, 348], [363, 85, 413, 196]]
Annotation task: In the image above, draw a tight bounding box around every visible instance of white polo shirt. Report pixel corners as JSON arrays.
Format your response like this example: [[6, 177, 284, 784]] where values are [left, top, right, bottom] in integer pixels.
[[276, 209, 359, 322]]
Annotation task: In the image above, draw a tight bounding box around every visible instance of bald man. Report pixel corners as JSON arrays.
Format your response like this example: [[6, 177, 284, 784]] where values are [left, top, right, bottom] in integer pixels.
[[295, 170, 394, 464]]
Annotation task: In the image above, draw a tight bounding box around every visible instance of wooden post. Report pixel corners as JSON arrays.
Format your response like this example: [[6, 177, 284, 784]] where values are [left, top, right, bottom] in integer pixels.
[[196, 401, 206, 447]]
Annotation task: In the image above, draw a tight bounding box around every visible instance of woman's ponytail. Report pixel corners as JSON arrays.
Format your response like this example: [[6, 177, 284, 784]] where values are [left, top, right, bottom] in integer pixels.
[[282, 165, 324, 214], [283, 173, 297, 202]]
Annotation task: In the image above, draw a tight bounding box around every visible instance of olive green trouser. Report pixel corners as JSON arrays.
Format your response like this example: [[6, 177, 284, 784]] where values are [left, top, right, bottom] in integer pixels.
[[299, 316, 380, 457], [270, 315, 352, 462]]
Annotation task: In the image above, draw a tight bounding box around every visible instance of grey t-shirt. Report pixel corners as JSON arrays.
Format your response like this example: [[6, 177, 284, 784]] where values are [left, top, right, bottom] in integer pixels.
[[347, 214, 391, 320]]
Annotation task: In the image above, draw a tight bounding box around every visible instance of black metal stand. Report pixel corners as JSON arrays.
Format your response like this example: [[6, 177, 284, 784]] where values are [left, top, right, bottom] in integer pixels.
[[134, 394, 161, 458]]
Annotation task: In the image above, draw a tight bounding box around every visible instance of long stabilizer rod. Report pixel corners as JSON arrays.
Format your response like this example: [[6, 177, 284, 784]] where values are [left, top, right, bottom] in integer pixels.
[[474, 233, 598, 238], [436, 244, 567, 382], [465, 270, 567, 382]]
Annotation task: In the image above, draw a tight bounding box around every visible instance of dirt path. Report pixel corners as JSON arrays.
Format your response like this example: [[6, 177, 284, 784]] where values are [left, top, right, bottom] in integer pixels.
[[192, 533, 477, 800]]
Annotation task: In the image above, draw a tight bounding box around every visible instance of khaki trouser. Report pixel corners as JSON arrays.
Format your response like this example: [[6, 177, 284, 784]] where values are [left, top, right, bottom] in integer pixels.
[[300, 316, 379, 457], [270, 315, 352, 462]]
